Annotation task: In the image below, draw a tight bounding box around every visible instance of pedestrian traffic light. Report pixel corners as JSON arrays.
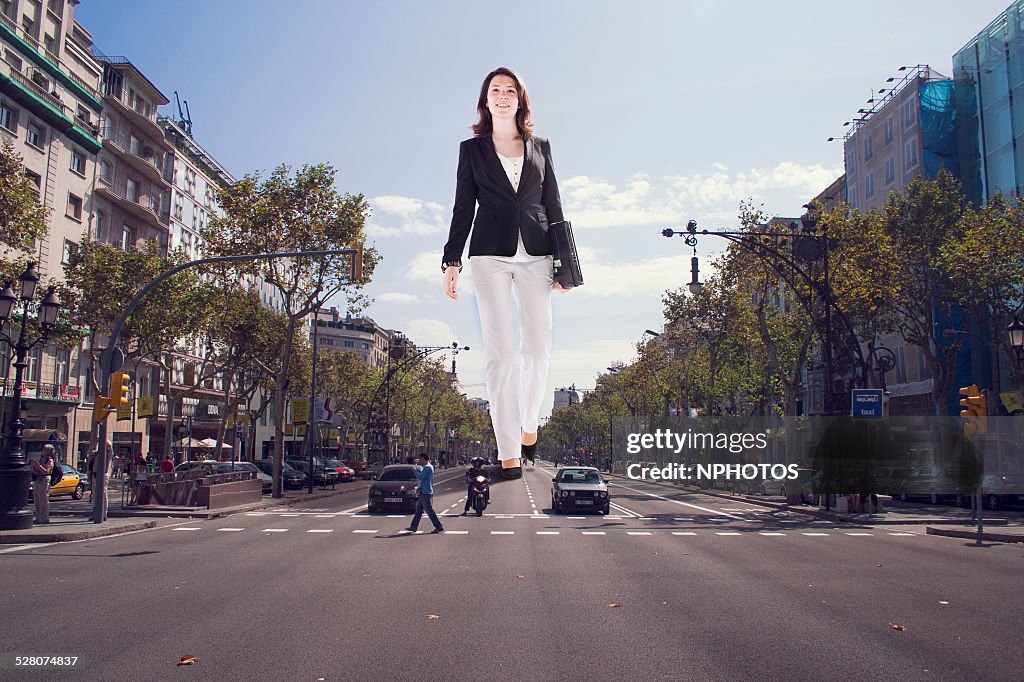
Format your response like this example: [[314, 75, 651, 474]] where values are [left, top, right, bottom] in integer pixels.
[[110, 371, 131, 407], [91, 395, 112, 424], [959, 384, 987, 437]]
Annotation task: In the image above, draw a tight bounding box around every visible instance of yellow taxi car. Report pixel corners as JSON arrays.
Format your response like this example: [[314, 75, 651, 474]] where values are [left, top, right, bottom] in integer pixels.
[[27, 464, 88, 501]]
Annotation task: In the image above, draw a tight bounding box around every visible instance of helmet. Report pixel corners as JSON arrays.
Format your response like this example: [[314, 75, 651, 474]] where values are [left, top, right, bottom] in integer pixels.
[[470, 457, 484, 467]]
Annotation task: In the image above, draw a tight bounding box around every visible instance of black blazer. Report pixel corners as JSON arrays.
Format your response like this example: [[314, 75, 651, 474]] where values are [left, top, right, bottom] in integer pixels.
[[442, 134, 564, 267]]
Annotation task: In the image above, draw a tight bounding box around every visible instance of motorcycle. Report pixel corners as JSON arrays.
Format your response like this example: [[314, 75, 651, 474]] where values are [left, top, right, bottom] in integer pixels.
[[471, 475, 489, 516]]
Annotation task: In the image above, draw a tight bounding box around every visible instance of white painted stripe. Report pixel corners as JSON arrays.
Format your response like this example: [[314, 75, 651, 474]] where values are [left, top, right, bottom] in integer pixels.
[[673, 517, 694, 521], [352, 529, 377, 534], [262, 528, 288, 533], [845, 532, 873, 536], [888, 532, 916, 536], [710, 518, 733, 522], [759, 532, 786, 536], [536, 531, 560, 535], [567, 516, 586, 520], [611, 482, 748, 520], [582, 531, 606, 535], [801, 532, 830, 536], [609, 501, 642, 518], [716, 532, 742, 536], [627, 531, 653, 536], [173, 527, 202, 531], [386, 515, 405, 518], [244, 512, 267, 516], [315, 515, 334, 518], [495, 515, 514, 519], [672, 531, 697, 536], [531, 515, 549, 519], [280, 514, 301, 517], [307, 529, 334, 533], [217, 528, 244, 532], [491, 530, 514, 535], [445, 530, 469, 535]]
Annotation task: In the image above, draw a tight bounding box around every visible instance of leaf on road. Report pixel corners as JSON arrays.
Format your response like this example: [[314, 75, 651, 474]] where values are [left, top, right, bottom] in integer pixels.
[[607, 603, 622, 608], [889, 623, 908, 631], [426, 614, 441, 620], [177, 655, 198, 666]]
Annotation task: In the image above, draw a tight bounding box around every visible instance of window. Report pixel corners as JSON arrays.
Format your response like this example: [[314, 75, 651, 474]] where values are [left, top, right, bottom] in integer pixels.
[[0, 101, 16, 132], [905, 138, 919, 171], [917, 346, 931, 381], [99, 159, 112, 183], [75, 106, 90, 126], [24, 169, 41, 196], [129, 134, 140, 156], [895, 346, 907, 384], [126, 177, 137, 202], [43, 33, 54, 53], [54, 347, 70, 386], [884, 118, 893, 145], [884, 157, 895, 186], [845, 148, 856, 173], [863, 135, 873, 161], [3, 49, 21, 72], [864, 173, 875, 199], [173, 192, 183, 220], [94, 208, 104, 239], [70, 148, 85, 175], [66, 192, 82, 220], [62, 238, 77, 264], [903, 99, 916, 130], [344, 340, 354, 348], [184, 168, 196, 195], [25, 345, 41, 383], [120, 224, 134, 251], [26, 121, 44, 149], [101, 111, 112, 138]]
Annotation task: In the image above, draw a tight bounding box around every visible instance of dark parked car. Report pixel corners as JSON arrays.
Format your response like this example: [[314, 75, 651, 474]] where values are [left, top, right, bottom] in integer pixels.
[[216, 461, 272, 493], [288, 460, 338, 486], [551, 466, 610, 514], [871, 466, 913, 498], [897, 465, 968, 504], [979, 472, 1024, 510], [254, 460, 308, 489], [368, 465, 420, 513], [324, 458, 355, 482]]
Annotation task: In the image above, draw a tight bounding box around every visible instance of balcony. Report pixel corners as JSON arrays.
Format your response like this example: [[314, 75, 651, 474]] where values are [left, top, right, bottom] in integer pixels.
[[95, 181, 170, 229], [102, 83, 164, 139], [1, 59, 69, 117], [0, 10, 101, 104], [0, 379, 81, 404], [103, 129, 171, 187]]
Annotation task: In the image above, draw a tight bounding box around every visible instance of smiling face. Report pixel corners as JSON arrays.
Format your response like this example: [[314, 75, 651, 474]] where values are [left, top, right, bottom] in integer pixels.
[[486, 74, 519, 120]]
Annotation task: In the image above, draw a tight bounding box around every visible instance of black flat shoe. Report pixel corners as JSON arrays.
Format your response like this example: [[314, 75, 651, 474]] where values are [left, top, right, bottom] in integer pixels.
[[521, 442, 536, 463], [501, 466, 522, 480]]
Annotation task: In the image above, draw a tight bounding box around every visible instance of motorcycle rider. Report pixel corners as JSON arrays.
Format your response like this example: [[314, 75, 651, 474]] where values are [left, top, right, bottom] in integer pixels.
[[462, 457, 491, 515]]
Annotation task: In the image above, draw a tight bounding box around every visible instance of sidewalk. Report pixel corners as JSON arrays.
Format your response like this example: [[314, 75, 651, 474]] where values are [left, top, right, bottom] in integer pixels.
[[0, 517, 160, 544], [606, 470, 1024, 543]]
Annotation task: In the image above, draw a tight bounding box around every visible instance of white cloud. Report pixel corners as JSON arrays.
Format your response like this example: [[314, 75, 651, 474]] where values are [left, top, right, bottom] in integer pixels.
[[366, 195, 447, 237], [404, 319, 459, 347], [376, 292, 422, 304]]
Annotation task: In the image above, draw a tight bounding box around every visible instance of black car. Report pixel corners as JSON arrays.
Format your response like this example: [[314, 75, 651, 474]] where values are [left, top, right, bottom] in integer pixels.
[[254, 460, 308, 489], [368, 465, 420, 513], [288, 460, 338, 486], [551, 466, 610, 514]]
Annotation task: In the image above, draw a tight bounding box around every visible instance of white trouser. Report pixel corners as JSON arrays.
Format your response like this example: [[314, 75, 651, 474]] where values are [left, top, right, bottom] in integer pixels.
[[470, 256, 553, 463]]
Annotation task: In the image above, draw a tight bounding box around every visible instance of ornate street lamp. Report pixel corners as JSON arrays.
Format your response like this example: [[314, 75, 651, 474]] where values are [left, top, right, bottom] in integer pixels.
[[0, 263, 61, 530], [1008, 317, 1023, 362]]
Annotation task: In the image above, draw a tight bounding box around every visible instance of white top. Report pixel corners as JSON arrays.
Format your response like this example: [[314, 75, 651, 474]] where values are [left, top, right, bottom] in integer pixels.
[[479, 153, 546, 264]]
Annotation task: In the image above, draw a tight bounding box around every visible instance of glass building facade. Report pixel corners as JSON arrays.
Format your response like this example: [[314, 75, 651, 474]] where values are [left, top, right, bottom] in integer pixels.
[[954, 0, 1024, 205]]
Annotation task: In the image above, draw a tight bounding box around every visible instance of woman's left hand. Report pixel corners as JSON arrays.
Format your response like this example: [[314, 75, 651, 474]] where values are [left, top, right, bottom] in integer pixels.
[[554, 283, 571, 293]]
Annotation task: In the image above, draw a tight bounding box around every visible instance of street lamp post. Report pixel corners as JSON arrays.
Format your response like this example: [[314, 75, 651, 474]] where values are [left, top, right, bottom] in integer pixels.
[[307, 307, 320, 494], [1008, 317, 1023, 364], [0, 263, 61, 530]]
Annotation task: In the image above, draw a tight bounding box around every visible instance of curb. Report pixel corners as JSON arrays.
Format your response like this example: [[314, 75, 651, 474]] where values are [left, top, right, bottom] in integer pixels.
[[925, 527, 1024, 543], [0, 520, 158, 544]]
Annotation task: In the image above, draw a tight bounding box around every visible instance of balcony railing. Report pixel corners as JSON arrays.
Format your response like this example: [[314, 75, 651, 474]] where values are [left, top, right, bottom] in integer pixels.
[[0, 59, 69, 116], [0, 379, 81, 403], [103, 129, 168, 183], [102, 83, 160, 127], [0, 10, 102, 102], [97, 181, 169, 226]]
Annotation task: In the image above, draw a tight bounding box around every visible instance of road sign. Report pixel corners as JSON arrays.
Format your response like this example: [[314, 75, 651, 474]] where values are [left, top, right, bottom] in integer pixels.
[[851, 389, 884, 419]]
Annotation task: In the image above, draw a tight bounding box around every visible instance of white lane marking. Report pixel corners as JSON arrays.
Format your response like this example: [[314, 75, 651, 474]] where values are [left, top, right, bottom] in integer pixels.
[[491, 531, 514, 535], [280, 514, 300, 517], [611, 482, 748, 520], [674, 517, 694, 521], [627, 531, 653, 536], [716, 532, 742, 536], [173, 527, 202, 531], [386, 515, 405, 518], [672, 531, 697, 536], [567, 516, 586, 520], [0, 543, 57, 554], [315, 515, 334, 519], [609, 501, 644, 518], [759, 532, 786, 536], [352, 530, 377, 534], [845, 533, 873, 536], [536, 531, 560, 535], [245, 512, 267, 516], [888, 532, 916, 536], [340, 503, 369, 514], [307, 529, 334, 533], [217, 528, 245, 532], [445, 530, 469, 535], [709, 518, 734, 522], [801, 532, 830, 536], [582, 531, 606, 535], [262, 528, 289, 533], [531, 515, 549, 519]]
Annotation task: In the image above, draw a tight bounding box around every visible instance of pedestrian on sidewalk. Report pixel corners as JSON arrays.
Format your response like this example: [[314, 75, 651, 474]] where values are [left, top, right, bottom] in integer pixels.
[[407, 453, 444, 533], [159, 454, 174, 474], [130, 453, 148, 504], [29, 444, 56, 524]]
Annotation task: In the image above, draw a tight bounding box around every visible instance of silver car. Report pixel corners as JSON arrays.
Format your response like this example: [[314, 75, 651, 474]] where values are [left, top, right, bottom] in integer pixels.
[[551, 467, 610, 514]]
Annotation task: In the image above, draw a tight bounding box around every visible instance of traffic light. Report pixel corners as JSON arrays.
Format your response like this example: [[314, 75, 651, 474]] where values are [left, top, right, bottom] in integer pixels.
[[110, 371, 131, 407], [91, 395, 112, 424], [959, 384, 987, 438]]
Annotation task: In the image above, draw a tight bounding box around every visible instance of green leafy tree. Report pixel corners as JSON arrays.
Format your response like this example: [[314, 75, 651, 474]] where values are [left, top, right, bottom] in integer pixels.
[[0, 140, 48, 267], [201, 163, 377, 497]]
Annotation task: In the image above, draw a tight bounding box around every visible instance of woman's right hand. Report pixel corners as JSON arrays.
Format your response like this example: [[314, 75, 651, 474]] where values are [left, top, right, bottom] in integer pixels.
[[444, 266, 460, 300]]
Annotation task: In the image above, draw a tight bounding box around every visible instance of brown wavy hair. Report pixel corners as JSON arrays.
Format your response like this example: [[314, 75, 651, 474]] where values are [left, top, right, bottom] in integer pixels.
[[471, 66, 533, 138]]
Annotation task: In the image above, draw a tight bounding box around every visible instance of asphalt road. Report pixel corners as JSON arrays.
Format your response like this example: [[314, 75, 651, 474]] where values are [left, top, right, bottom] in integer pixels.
[[2, 463, 1021, 681]]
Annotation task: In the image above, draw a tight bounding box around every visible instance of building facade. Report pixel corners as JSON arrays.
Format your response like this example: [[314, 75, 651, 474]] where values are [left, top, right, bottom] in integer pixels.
[[312, 309, 392, 370], [0, 1, 102, 463]]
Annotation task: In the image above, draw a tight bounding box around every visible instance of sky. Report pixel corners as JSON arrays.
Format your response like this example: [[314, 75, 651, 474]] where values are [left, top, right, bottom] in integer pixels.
[[75, 0, 1012, 419]]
